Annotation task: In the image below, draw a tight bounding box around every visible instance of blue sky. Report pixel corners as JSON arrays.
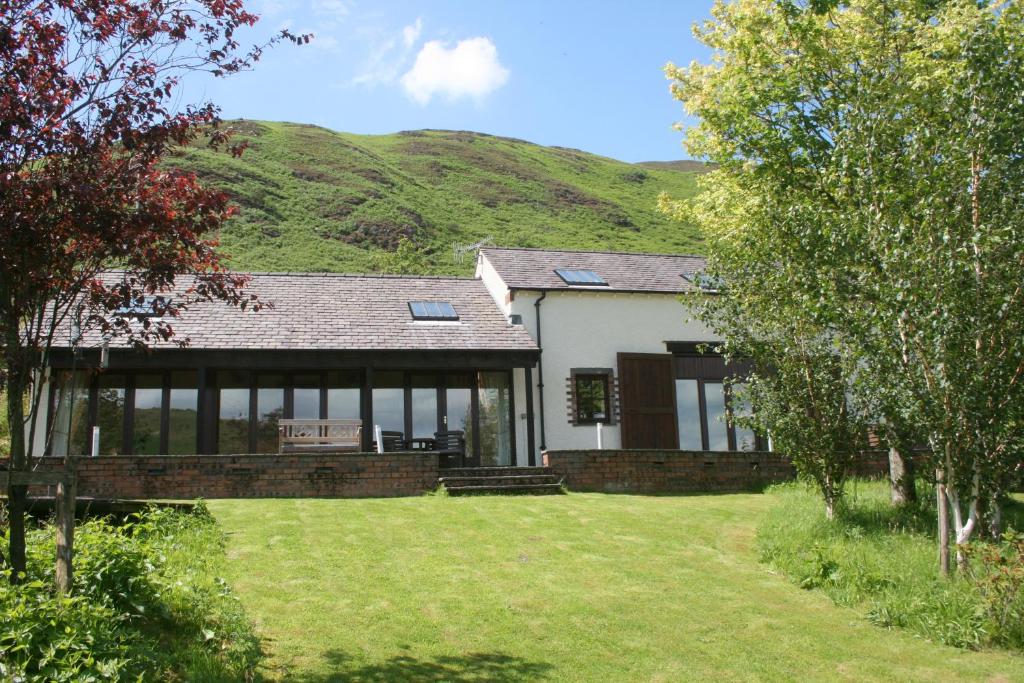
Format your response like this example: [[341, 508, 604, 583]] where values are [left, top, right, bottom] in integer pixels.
[[183, 1, 717, 162]]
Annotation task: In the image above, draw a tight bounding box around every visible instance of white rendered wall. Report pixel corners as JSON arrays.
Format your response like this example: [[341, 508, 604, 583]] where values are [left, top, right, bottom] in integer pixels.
[[508, 290, 716, 452]]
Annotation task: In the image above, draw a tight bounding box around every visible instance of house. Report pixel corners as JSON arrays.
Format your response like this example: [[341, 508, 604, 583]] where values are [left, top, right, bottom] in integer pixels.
[[36, 248, 762, 468]]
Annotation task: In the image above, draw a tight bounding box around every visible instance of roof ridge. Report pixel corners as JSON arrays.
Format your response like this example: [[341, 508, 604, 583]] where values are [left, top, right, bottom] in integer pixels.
[[480, 246, 706, 259]]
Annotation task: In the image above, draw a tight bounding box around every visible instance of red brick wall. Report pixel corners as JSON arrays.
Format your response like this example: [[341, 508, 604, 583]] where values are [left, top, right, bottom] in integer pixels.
[[544, 449, 891, 494], [543, 450, 795, 494], [31, 452, 440, 499]]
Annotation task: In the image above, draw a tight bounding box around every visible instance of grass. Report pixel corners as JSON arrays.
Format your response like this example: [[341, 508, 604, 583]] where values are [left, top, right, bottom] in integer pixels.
[[170, 121, 704, 274], [208, 493, 1024, 681], [758, 480, 1024, 651]]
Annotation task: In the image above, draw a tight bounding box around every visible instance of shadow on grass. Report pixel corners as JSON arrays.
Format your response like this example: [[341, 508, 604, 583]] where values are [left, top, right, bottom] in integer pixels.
[[283, 650, 555, 682]]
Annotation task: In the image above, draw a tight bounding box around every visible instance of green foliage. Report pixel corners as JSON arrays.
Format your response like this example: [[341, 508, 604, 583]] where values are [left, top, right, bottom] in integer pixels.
[[0, 505, 259, 681], [758, 482, 1024, 650], [170, 122, 704, 274], [371, 236, 430, 274], [664, 0, 1024, 531]]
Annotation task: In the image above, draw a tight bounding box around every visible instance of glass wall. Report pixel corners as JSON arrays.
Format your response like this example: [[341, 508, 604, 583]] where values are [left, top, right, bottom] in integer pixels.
[[255, 375, 285, 453], [704, 382, 730, 451], [132, 374, 163, 454], [168, 371, 198, 454], [674, 379, 703, 450], [731, 383, 758, 451], [49, 370, 91, 456], [218, 371, 250, 454], [372, 371, 404, 433], [410, 374, 439, 439], [477, 372, 511, 466], [293, 374, 321, 420], [327, 370, 361, 420], [96, 374, 126, 455]]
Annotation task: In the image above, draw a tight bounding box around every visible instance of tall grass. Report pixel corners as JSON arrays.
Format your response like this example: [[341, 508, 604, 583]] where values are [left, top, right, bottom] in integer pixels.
[[757, 481, 1024, 650], [1, 503, 260, 681]]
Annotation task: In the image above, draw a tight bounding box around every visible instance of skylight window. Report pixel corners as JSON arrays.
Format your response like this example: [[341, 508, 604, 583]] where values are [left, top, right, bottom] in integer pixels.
[[681, 271, 722, 293], [555, 269, 608, 286], [115, 295, 169, 319], [409, 301, 459, 321]]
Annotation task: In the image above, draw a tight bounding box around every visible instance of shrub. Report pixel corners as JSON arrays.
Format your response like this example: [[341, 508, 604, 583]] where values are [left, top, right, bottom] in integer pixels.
[[1, 503, 260, 681], [757, 481, 1024, 651]]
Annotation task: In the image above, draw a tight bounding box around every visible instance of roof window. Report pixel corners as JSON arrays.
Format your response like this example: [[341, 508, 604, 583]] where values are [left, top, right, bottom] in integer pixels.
[[409, 301, 459, 321], [555, 269, 608, 286], [115, 295, 169, 319], [681, 271, 722, 293]]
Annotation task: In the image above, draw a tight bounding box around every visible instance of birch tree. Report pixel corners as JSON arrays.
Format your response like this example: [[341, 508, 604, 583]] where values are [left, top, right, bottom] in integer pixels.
[[664, 0, 1024, 570]]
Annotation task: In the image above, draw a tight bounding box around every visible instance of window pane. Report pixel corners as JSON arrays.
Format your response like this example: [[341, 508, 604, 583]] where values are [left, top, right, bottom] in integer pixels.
[[574, 374, 608, 423], [327, 370, 361, 420], [410, 375, 438, 439], [731, 383, 758, 451], [372, 371, 404, 434], [218, 371, 249, 454], [293, 374, 321, 419], [132, 374, 163, 455], [478, 372, 511, 466], [675, 379, 702, 450], [256, 374, 285, 453], [445, 374, 473, 454], [50, 370, 91, 456], [96, 375, 126, 455], [704, 382, 730, 451], [168, 371, 198, 454]]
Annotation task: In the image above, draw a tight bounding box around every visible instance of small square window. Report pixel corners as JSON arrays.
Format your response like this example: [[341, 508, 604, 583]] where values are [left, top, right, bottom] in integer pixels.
[[555, 269, 608, 286], [409, 301, 459, 320], [573, 373, 611, 424]]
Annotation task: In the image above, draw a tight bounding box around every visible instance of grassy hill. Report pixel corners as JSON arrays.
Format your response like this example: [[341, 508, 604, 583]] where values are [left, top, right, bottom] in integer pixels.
[[170, 121, 703, 274]]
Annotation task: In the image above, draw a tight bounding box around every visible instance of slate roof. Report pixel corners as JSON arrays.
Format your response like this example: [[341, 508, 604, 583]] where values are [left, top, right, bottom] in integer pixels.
[[480, 247, 707, 293], [61, 273, 537, 352]]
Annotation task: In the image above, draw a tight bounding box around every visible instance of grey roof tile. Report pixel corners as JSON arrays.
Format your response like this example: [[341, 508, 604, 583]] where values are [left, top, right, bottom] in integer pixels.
[[481, 247, 707, 293], [61, 273, 536, 352]]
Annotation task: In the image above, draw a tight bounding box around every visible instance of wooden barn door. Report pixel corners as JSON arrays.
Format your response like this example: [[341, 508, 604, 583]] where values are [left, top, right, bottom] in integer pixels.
[[617, 353, 678, 449]]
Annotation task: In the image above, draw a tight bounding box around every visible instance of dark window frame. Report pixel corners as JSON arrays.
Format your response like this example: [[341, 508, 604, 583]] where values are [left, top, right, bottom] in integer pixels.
[[568, 368, 616, 426]]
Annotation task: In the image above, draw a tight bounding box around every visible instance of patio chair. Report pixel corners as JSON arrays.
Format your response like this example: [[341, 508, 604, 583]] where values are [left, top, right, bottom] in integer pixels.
[[378, 430, 407, 452], [433, 430, 466, 468]]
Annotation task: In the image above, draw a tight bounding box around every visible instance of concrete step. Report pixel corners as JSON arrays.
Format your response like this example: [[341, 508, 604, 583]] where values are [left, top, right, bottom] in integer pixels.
[[443, 482, 565, 496], [442, 466, 553, 478], [438, 474, 561, 488]]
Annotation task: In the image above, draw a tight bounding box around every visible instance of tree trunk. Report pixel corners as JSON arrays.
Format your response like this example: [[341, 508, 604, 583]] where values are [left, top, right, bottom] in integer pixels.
[[6, 369, 28, 583], [936, 469, 950, 577], [888, 446, 917, 505]]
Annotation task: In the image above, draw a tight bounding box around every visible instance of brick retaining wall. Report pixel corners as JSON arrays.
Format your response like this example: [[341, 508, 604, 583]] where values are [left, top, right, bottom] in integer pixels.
[[29, 452, 440, 499], [543, 449, 890, 494], [543, 450, 795, 494]]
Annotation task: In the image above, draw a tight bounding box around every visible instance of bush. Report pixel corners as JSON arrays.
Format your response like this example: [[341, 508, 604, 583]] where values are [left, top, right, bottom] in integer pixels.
[[757, 481, 1024, 651], [1, 503, 260, 681]]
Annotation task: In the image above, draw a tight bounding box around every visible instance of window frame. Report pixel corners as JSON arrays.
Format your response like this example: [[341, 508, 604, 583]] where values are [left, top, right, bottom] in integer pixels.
[[568, 368, 616, 426]]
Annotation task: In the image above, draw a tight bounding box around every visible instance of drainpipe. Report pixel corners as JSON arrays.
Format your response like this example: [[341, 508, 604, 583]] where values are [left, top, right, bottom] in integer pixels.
[[534, 291, 547, 451]]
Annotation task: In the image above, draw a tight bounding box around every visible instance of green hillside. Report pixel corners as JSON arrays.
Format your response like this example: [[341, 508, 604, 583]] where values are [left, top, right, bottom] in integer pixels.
[[170, 120, 703, 274]]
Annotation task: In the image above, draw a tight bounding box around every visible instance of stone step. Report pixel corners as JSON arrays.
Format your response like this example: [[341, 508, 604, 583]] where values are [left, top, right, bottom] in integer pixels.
[[438, 474, 561, 488], [443, 482, 565, 496], [442, 466, 553, 478]]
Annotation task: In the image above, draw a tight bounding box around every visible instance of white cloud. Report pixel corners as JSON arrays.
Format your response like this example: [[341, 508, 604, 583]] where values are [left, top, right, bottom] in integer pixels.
[[400, 37, 509, 105], [402, 18, 422, 49]]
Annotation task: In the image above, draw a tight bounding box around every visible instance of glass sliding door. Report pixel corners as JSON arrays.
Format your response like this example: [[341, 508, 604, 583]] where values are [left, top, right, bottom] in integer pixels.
[[132, 374, 163, 454], [410, 374, 439, 440], [477, 372, 512, 466], [703, 382, 730, 452]]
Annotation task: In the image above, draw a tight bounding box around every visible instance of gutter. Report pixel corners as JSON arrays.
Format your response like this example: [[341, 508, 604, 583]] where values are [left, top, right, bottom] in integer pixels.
[[534, 291, 547, 451]]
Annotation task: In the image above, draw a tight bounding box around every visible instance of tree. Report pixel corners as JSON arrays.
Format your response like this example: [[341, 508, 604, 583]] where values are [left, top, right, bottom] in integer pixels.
[[664, 0, 1024, 571], [1, 0, 305, 582]]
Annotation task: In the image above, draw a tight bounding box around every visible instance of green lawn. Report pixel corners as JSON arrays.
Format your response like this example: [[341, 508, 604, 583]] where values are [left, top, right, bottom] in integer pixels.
[[208, 494, 1024, 682]]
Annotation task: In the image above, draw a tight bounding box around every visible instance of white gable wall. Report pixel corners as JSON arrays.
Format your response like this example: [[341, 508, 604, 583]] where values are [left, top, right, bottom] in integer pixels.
[[507, 290, 714, 451]]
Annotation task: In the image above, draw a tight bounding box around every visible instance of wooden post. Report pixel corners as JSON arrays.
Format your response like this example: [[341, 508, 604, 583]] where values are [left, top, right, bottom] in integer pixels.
[[936, 468, 950, 577], [55, 458, 77, 595]]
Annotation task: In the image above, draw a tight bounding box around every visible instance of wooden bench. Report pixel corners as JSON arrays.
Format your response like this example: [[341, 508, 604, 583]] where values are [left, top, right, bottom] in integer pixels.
[[278, 419, 362, 453]]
